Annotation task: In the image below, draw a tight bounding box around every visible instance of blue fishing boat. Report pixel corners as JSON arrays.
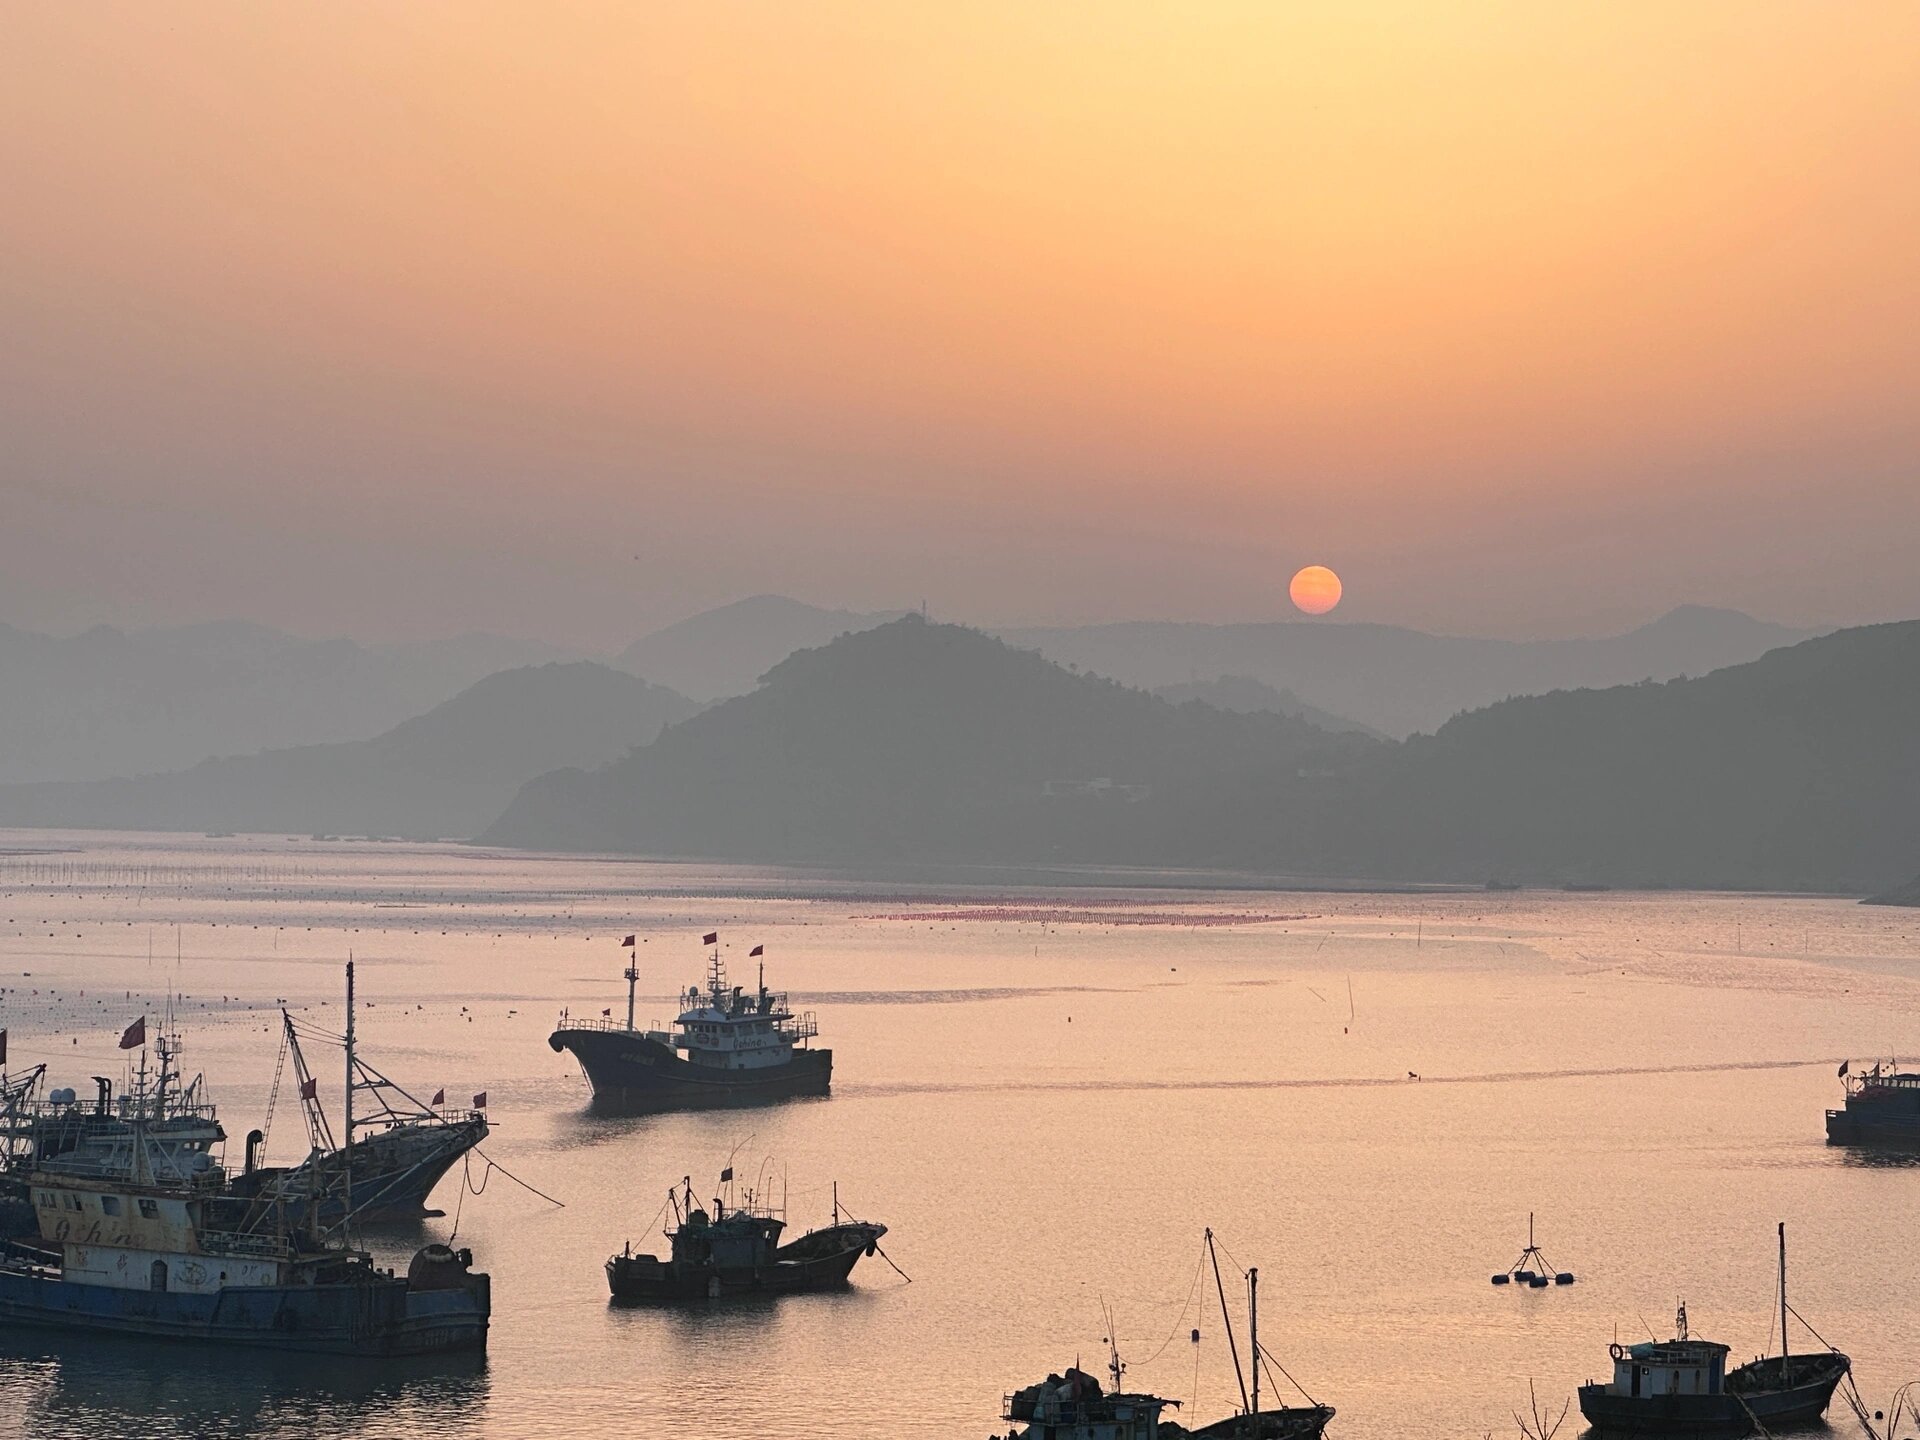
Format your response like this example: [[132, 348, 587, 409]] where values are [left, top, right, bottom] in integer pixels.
[[0, 968, 490, 1355]]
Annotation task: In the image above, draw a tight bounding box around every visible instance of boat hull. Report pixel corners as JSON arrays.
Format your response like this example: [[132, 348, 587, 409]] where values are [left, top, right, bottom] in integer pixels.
[[0, 1266, 489, 1357], [549, 1028, 831, 1114], [606, 1222, 881, 1302], [1174, 1404, 1336, 1439], [1826, 1106, 1920, 1149], [230, 1116, 489, 1223], [1578, 1354, 1847, 1435]]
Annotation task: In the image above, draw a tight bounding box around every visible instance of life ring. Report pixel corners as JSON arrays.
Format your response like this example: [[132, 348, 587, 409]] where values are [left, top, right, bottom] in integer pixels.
[[1609, 1343, 1627, 1362]]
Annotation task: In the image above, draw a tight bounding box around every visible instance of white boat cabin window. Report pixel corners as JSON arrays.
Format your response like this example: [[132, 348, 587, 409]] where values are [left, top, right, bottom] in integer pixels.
[[99, 1195, 122, 1216], [137, 1198, 160, 1219], [35, 1190, 53, 1209], [61, 1193, 82, 1212]]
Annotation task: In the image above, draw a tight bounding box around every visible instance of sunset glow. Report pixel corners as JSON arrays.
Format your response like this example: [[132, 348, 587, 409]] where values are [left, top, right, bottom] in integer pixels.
[[4, 4, 1919, 643], [1290, 566, 1344, 616]]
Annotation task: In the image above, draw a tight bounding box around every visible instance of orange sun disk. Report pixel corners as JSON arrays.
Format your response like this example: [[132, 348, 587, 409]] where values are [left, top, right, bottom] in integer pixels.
[[1289, 565, 1342, 615]]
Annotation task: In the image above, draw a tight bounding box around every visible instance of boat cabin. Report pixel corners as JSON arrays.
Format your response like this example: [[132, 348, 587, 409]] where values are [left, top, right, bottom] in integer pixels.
[[1599, 1339, 1730, 1400], [1002, 1368, 1171, 1440]]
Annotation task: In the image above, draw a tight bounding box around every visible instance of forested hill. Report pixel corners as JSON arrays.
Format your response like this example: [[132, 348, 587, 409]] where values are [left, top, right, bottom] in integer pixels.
[[484, 618, 1377, 861]]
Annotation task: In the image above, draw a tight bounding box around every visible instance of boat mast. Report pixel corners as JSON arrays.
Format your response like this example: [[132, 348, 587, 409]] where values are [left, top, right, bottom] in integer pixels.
[[344, 959, 354, 1228], [1250, 1265, 1260, 1418], [1778, 1221, 1789, 1363], [625, 949, 639, 1033], [1206, 1229, 1252, 1417]]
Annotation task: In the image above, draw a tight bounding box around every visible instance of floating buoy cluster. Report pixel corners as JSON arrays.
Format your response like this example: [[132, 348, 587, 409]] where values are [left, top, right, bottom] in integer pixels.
[[1491, 1212, 1575, 1288]]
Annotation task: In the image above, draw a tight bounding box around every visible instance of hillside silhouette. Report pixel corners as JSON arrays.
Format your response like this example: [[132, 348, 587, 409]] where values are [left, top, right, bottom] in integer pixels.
[[489, 618, 1920, 892], [0, 620, 582, 785], [1003, 604, 1818, 738], [487, 618, 1376, 861], [0, 663, 697, 840]]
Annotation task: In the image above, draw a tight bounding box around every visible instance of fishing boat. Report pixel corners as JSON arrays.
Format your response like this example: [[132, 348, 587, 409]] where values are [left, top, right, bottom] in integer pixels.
[[227, 1011, 487, 1223], [1578, 1227, 1848, 1435], [549, 935, 830, 1114], [0, 989, 490, 1355], [1001, 1355, 1177, 1440], [1000, 1231, 1333, 1440], [606, 1169, 885, 1302], [1825, 1060, 1920, 1148]]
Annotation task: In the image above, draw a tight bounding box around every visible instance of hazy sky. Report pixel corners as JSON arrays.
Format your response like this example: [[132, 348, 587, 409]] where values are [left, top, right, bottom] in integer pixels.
[[5, 4, 1919, 648]]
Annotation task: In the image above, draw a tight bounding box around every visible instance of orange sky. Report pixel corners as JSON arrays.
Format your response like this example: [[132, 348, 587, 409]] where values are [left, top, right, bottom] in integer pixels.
[[4, 3, 1918, 644]]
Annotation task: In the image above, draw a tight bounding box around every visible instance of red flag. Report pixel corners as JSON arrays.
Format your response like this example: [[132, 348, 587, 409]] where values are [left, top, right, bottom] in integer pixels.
[[118, 1017, 146, 1050], [601, 1008, 612, 1017], [702, 932, 718, 946], [749, 945, 764, 957], [431, 1088, 445, 1106], [621, 935, 636, 947], [298, 1077, 318, 1101], [0, 1029, 7, 1066], [472, 1092, 487, 1109]]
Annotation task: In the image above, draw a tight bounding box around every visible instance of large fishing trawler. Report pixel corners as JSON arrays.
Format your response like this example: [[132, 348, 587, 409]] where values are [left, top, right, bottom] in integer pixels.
[[0, 983, 490, 1355], [549, 935, 830, 1114]]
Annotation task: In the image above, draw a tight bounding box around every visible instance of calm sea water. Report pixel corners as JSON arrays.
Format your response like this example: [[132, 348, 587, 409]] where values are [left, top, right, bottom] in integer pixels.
[[2, 831, 1918, 1440]]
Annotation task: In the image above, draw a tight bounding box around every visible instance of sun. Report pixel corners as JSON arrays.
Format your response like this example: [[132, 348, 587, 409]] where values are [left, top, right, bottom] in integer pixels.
[[1289, 565, 1342, 616]]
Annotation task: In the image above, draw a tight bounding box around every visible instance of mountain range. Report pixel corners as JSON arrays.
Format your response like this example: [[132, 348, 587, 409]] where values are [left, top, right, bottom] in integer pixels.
[[0, 621, 583, 785], [0, 663, 697, 840], [0, 599, 1817, 789], [999, 605, 1822, 738], [485, 616, 1920, 893]]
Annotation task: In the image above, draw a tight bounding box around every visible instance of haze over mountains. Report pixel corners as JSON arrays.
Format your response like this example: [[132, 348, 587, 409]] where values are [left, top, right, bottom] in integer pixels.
[[1001, 605, 1821, 738], [487, 617, 1920, 894], [0, 621, 582, 785], [0, 664, 696, 840]]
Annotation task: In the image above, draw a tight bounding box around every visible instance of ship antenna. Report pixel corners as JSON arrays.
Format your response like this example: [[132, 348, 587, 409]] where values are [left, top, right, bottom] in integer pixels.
[[1249, 1266, 1259, 1417], [625, 943, 639, 1034], [344, 957, 354, 1235], [1778, 1222, 1789, 1363]]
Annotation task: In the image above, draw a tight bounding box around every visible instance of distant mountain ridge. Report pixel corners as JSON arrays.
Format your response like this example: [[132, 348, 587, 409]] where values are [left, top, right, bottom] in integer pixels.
[[615, 595, 903, 701], [487, 616, 1920, 893], [1150, 675, 1383, 739], [0, 662, 698, 839], [0, 620, 585, 785], [487, 617, 1376, 860], [999, 604, 1822, 738]]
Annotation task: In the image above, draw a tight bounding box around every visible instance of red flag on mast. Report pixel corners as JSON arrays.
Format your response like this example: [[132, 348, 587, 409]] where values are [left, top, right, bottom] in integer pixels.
[[431, 1088, 445, 1106], [299, 1077, 318, 1101], [702, 932, 718, 946], [749, 945, 764, 957], [118, 1017, 146, 1050], [472, 1092, 487, 1109], [621, 935, 636, 947]]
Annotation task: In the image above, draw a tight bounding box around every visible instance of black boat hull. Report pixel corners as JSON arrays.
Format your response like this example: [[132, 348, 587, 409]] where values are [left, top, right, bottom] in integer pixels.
[[549, 1028, 831, 1114], [1826, 1106, 1920, 1149], [1173, 1405, 1336, 1439], [605, 1223, 880, 1302], [1579, 1353, 1848, 1435], [229, 1116, 488, 1223]]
